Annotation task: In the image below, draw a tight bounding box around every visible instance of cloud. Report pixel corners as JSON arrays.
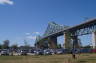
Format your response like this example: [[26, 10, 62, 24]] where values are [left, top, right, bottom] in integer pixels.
[[33, 32, 40, 35], [0, 0, 14, 5], [26, 36, 36, 40], [25, 32, 40, 40], [25, 32, 40, 35], [25, 33, 31, 35]]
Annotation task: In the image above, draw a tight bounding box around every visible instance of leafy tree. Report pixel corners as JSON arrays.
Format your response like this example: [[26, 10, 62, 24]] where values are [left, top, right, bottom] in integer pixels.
[[82, 45, 91, 49], [0, 44, 3, 49], [2, 40, 10, 49], [57, 44, 62, 49], [11, 44, 18, 50], [35, 38, 48, 49]]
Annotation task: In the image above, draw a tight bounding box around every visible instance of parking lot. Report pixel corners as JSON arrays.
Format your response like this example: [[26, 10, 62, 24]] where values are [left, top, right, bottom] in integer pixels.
[[0, 48, 71, 56], [0, 48, 95, 56]]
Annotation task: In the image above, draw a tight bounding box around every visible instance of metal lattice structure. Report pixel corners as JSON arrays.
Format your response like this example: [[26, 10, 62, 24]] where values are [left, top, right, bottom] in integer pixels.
[[35, 19, 96, 39], [67, 18, 96, 36], [35, 18, 96, 49], [35, 22, 70, 44], [43, 22, 69, 38]]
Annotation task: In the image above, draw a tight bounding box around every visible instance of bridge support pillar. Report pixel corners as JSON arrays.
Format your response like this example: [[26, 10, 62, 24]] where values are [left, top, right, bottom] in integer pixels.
[[72, 36, 79, 48], [92, 31, 96, 49], [48, 37, 57, 49], [64, 32, 72, 49]]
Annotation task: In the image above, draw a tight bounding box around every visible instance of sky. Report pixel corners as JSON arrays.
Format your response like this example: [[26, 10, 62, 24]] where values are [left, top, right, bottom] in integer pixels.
[[0, 0, 96, 46]]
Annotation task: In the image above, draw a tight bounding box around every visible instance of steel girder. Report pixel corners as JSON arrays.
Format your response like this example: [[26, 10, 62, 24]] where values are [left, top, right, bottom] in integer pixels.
[[43, 22, 69, 38], [70, 23, 96, 36]]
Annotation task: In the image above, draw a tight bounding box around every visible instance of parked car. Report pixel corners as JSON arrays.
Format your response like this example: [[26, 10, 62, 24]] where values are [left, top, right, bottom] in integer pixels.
[[50, 49, 56, 55], [71, 48, 81, 54], [0, 49, 9, 55], [18, 49, 28, 55], [27, 49, 35, 55], [34, 49, 44, 55], [43, 49, 52, 55], [56, 49, 64, 54]]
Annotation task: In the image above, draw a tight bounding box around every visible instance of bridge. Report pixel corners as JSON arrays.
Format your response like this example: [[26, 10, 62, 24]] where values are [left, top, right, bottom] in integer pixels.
[[35, 18, 96, 49]]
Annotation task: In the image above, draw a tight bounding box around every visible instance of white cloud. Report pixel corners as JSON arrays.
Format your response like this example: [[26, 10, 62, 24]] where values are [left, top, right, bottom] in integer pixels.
[[26, 36, 36, 40], [25, 33, 31, 35], [25, 32, 40, 40], [0, 0, 14, 5], [33, 32, 40, 35], [25, 32, 40, 36]]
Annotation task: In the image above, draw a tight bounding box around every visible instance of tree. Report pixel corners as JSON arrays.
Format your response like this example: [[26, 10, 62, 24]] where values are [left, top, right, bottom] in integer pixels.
[[0, 44, 3, 49], [82, 45, 91, 49], [11, 44, 18, 50], [57, 44, 62, 49], [2, 40, 10, 49], [24, 40, 30, 49]]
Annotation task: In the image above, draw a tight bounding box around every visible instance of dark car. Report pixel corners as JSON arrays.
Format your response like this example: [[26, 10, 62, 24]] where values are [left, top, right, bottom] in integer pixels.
[[27, 49, 35, 55], [18, 49, 28, 55], [34, 49, 44, 55]]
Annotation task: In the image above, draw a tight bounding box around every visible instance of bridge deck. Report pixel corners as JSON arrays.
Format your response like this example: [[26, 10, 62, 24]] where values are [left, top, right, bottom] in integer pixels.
[[38, 18, 96, 41], [67, 18, 96, 31]]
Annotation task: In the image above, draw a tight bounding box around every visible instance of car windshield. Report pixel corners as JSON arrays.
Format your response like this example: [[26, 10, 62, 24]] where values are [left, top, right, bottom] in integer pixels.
[[2, 50, 7, 51], [57, 49, 62, 51]]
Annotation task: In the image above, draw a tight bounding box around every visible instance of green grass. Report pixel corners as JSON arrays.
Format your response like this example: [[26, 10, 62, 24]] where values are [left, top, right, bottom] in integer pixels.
[[0, 53, 96, 63]]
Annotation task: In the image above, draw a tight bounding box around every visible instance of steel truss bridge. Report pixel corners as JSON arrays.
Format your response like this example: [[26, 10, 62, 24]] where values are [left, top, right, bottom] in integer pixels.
[[35, 18, 96, 49]]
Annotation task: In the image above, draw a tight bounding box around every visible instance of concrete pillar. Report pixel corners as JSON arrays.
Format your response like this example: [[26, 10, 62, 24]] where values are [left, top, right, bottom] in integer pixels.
[[64, 32, 72, 49], [92, 31, 96, 49], [48, 36, 57, 49], [64, 32, 68, 48], [72, 36, 79, 48]]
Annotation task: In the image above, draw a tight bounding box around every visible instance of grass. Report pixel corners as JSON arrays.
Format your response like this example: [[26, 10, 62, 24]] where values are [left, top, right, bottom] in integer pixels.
[[0, 53, 96, 63]]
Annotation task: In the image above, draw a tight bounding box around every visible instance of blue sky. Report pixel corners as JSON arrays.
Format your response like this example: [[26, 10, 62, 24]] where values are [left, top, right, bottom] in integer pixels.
[[0, 0, 96, 46]]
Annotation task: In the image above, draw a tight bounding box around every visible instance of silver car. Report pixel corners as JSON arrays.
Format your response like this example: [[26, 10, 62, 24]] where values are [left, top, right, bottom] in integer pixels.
[[0, 49, 9, 55]]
